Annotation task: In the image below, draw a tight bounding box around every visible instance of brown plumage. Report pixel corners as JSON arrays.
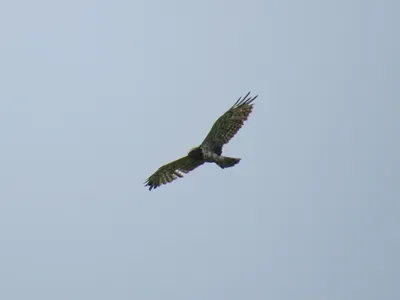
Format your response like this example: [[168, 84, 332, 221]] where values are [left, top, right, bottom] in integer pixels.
[[144, 92, 257, 191]]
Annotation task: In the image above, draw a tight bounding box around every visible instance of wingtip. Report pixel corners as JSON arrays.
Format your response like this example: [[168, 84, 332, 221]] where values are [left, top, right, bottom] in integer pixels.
[[144, 180, 159, 191], [144, 178, 154, 191], [234, 91, 257, 106], [145, 184, 155, 191]]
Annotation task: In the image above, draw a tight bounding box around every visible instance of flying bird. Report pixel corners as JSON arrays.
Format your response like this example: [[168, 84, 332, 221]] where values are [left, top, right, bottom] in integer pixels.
[[144, 91, 257, 190]]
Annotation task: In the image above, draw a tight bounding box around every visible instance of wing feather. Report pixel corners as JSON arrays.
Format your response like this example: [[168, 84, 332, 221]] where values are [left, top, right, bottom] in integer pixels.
[[201, 92, 256, 151], [144, 156, 204, 190]]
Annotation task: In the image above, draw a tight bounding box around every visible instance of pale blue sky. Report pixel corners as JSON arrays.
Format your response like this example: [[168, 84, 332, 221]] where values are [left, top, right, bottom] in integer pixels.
[[0, 0, 398, 299]]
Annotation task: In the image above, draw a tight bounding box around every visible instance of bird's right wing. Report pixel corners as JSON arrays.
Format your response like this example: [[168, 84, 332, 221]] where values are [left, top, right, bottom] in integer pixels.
[[201, 92, 256, 152], [144, 156, 205, 191]]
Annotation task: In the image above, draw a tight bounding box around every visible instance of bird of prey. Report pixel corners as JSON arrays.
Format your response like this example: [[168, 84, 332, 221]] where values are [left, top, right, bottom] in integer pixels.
[[144, 91, 257, 190]]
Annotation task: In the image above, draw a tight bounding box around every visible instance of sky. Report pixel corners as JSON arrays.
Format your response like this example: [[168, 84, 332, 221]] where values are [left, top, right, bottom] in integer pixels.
[[0, 0, 398, 299]]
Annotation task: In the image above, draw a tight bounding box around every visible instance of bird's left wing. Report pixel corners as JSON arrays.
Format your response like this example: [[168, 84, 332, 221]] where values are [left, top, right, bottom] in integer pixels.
[[144, 156, 205, 191]]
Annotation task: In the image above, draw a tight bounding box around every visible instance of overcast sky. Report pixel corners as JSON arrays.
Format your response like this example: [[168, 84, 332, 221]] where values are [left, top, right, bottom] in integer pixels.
[[0, 0, 398, 299]]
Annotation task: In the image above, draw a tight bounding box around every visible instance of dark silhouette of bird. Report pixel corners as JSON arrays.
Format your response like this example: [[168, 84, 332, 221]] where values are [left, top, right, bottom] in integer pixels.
[[144, 91, 257, 190]]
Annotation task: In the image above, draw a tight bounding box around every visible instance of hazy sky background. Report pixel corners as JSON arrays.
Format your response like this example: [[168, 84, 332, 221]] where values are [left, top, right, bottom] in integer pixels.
[[0, 0, 398, 299]]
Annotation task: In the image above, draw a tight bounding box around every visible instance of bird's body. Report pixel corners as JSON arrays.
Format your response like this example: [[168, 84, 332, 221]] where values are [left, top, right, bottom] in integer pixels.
[[144, 92, 257, 190], [188, 146, 240, 168]]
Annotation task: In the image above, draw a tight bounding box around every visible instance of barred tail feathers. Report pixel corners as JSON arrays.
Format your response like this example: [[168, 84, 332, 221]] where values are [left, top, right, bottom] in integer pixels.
[[217, 156, 241, 169]]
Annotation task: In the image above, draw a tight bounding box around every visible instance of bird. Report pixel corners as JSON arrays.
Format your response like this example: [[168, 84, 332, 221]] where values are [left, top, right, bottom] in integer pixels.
[[144, 91, 257, 191]]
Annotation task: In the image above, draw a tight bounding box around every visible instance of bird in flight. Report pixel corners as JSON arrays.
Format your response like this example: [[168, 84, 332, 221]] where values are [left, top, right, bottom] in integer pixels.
[[144, 91, 257, 190]]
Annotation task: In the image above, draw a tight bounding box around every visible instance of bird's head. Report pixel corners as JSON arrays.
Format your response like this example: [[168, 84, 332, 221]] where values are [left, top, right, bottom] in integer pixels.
[[187, 146, 203, 160], [188, 146, 198, 153]]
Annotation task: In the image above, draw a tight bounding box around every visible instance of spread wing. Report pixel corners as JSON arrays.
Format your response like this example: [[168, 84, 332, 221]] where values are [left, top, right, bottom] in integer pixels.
[[201, 91, 256, 152], [144, 156, 205, 191]]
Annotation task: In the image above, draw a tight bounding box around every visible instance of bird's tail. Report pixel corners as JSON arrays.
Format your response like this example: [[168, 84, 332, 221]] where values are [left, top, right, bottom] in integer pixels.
[[217, 156, 241, 169]]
